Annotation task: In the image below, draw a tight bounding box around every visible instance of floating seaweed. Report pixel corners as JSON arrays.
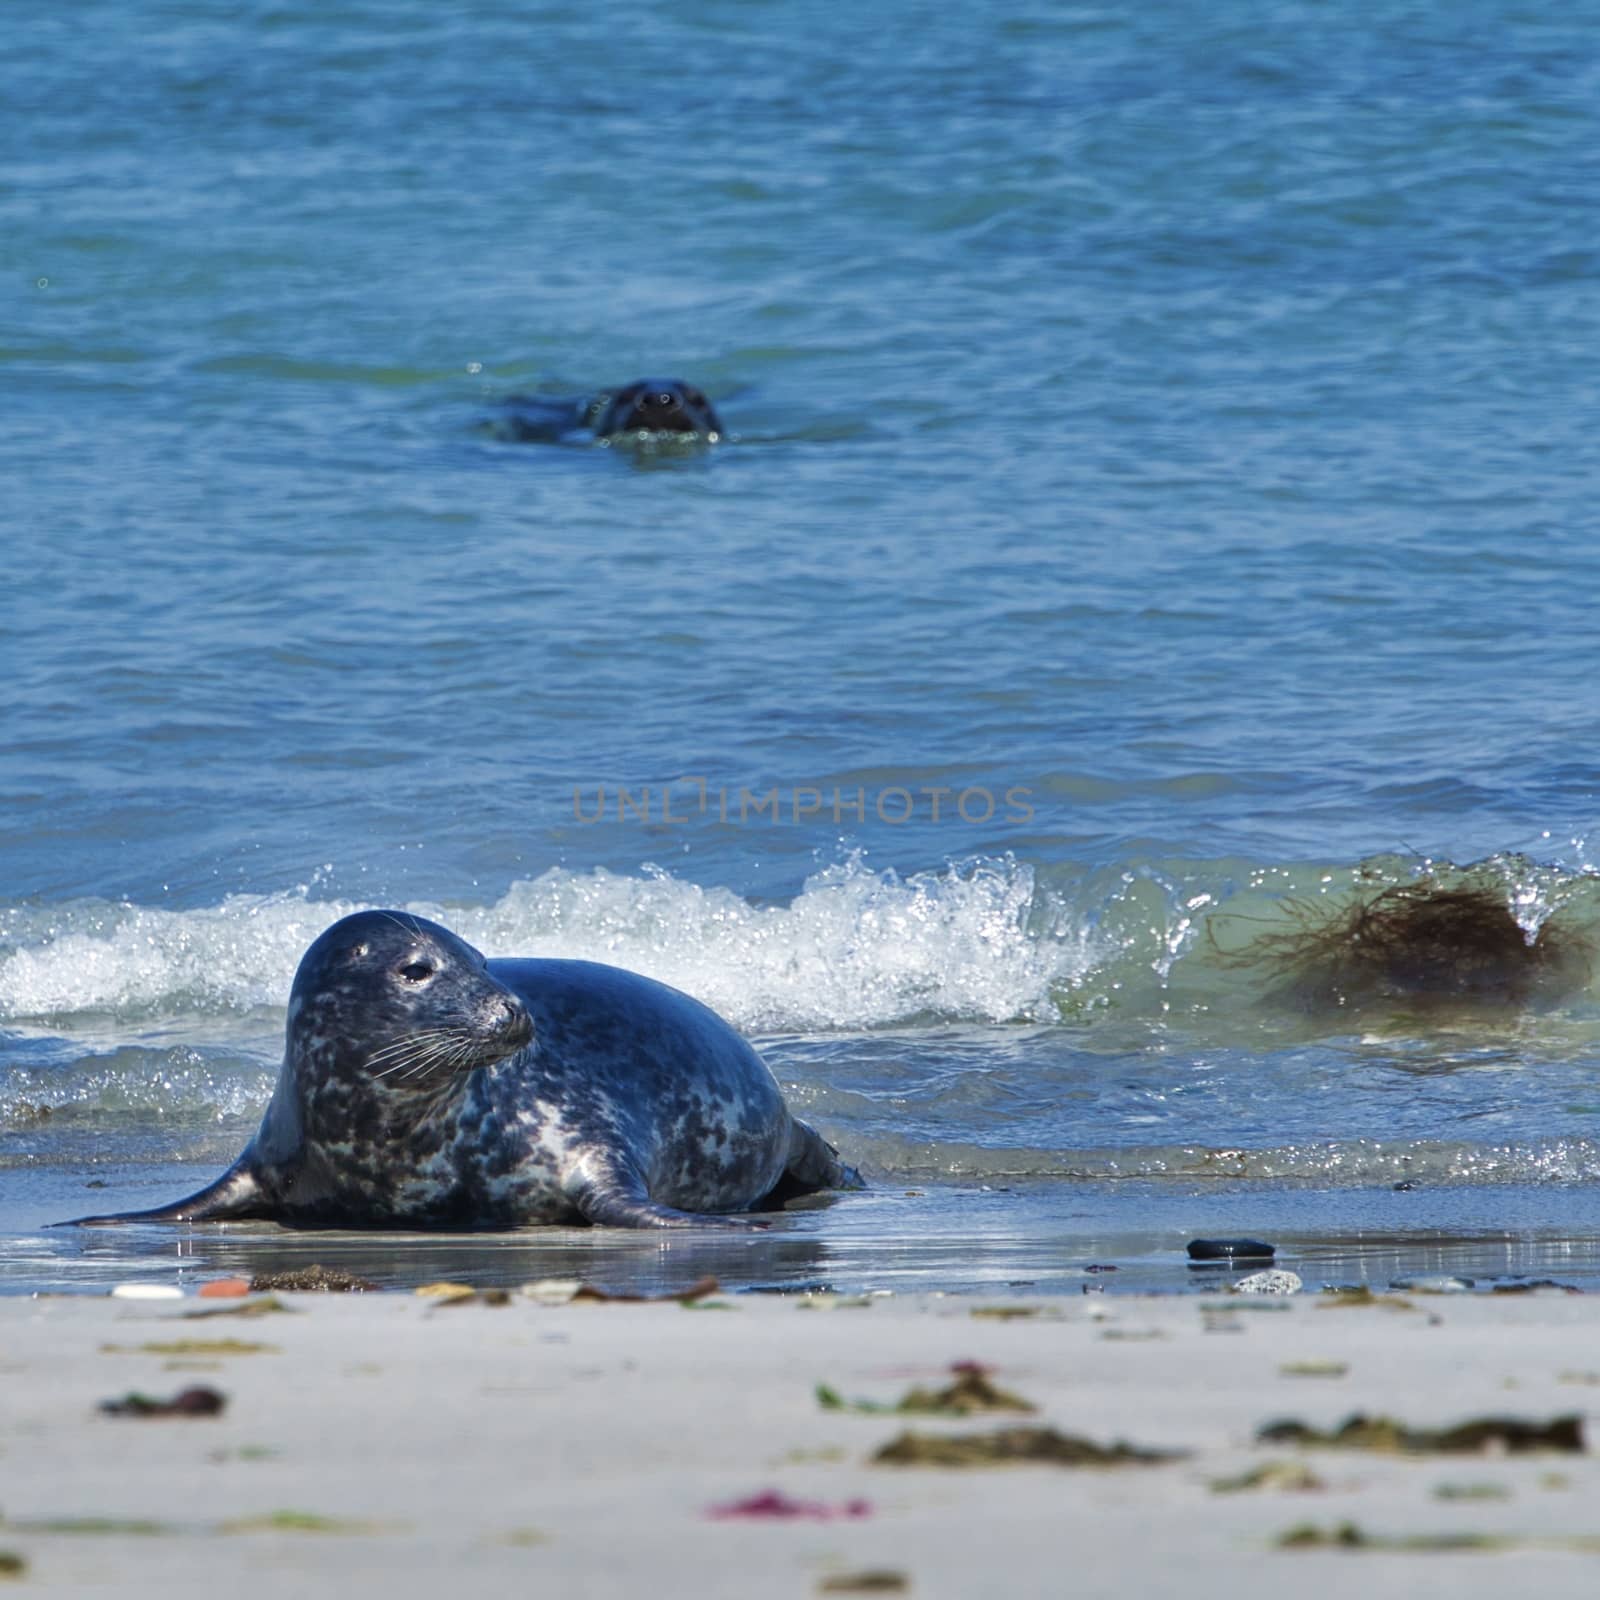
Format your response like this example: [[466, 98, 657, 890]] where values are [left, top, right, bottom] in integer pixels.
[[1211, 876, 1593, 1013]]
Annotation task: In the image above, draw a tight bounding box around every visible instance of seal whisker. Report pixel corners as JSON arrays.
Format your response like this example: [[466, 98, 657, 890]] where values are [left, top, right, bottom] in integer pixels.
[[373, 1038, 462, 1081], [399, 1033, 476, 1082], [364, 1028, 457, 1068]]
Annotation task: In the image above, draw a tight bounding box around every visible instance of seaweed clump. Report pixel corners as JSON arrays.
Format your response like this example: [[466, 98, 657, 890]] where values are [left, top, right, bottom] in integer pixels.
[[1221, 881, 1591, 1011]]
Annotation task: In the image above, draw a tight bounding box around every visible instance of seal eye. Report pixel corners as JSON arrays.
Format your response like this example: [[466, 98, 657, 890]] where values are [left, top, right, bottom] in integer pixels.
[[656, 392, 676, 408], [398, 961, 435, 984]]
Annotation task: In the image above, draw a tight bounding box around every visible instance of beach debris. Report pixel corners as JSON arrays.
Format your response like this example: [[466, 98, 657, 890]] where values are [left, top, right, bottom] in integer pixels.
[[1274, 1522, 1509, 1552], [795, 1293, 876, 1310], [707, 1490, 871, 1522], [575, 1276, 722, 1305], [414, 1281, 478, 1303], [969, 1305, 1042, 1321], [102, 1340, 275, 1358], [1316, 1287, 1417, 1312], [1278, 1361, 1348, 1379], [413, 1283, 512, 1308], [1, 1517, 174, 1537], [1492, 1279, 1582, 1295], [818, 1571, 909, 1593], [183, 1296, 294, 1320], [249, 1266, 378, 1293], [503, 1527, 549, 1547], [1210, 1460, 1326, 1494], [218, 1509, 392, 1535], [1187, 1238, 1275, 1263], [1257, 1412, 1584, 1455], [1233, 1270, 1302, 1296], [521, 1279, 584, 1305], [1389, 1275, 1473, 1294], [109, 1283, 184, 1301], [1433, 1482, 1511, 1500], [817, 1362, 1036, 1418], [0, 1552, 26, 1580], [198, 1278, 252, 1299], [1558, 1371, 1600, 1386], [872, 1427, 1183, 1469], [99, 1385, 227, 1419]]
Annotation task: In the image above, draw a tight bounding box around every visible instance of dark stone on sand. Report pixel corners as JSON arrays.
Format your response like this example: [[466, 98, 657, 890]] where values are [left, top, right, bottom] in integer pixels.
[[1186, 1238, 1276, 1263]]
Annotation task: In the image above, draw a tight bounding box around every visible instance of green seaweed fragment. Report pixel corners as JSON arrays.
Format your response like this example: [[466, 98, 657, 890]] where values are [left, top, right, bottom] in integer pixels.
[[818, 1364, 1036, 1418], [183, 1296, 295, 1321], [1210, 1461, 1325, 1494], [818, 1571, 909, 1593], [218, 1509, 388, 1536], [6, 1517, 175, 1537], [102, 1340, 277, 1357], [1276, 1522, 1519, 1553], [1257, 1412, 1584, 1456], [872, 1426, 1183, 1468]]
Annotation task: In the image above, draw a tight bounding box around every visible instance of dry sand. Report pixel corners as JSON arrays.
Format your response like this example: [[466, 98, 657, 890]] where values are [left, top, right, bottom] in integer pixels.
[[3, 1281, 1600, 1597]]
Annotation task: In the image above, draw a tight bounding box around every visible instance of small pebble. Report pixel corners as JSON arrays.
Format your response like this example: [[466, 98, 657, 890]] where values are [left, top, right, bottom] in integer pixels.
[[519, 1279, 583, 1305], [414, 1281, 477, 1303], [110, 1283, 184, 1301], [198, 1278, 252, 1299], [1233, 1270, 1303, 1296]]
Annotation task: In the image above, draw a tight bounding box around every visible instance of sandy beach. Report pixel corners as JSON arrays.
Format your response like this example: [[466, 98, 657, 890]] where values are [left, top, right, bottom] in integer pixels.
[[4, 1281, 1600, 1597]]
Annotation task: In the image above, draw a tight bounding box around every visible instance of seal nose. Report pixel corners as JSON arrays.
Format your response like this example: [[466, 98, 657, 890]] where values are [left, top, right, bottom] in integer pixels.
[[499, 996, 534, 1051]]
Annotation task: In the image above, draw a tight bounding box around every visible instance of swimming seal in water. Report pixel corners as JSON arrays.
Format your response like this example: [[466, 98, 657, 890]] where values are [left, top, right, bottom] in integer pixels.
[[66, 910, 859, 1230], [498, 377, 722, 444]]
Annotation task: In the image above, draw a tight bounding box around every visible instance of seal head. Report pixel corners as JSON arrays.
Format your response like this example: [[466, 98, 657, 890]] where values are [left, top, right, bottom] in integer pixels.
[[590, 378, 721, 439]]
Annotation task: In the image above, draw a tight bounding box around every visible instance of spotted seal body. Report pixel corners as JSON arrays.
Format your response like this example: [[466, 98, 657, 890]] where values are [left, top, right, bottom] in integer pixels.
[[68, 911, 858, 1230], [499, 378, 722, 444]]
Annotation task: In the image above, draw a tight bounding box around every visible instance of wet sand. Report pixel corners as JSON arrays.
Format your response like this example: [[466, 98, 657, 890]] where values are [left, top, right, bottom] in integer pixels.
[[3, 1284, 1600, 1596]]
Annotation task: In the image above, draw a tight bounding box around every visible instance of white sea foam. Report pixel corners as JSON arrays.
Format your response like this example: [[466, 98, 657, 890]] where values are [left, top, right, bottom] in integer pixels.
[[0, 855, 1097, 1034]]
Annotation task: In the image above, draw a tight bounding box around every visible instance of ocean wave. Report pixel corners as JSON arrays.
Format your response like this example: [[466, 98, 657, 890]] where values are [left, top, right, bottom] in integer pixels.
[[0, 854, 1086, 1033], [2, 849, 1597, 1036]]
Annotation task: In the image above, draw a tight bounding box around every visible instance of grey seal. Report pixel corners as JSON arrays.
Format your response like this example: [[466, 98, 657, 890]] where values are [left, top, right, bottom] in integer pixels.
[[67, 910, 859, 1229], [499, 378, 723, 444]]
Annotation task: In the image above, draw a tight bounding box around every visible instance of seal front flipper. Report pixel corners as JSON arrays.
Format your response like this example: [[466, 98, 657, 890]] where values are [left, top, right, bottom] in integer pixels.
[[61, 1160, 267, 1227], [570, 1173, 768, 1231]]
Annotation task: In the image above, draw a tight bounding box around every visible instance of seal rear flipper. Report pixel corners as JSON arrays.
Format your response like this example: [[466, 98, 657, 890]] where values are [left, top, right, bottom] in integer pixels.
[[777, 1117, 865, 1197], [60, 1162, 268, 1227]]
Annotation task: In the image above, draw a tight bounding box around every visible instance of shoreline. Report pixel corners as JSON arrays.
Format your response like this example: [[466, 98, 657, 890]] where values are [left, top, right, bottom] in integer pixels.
[[4, 1286, 1600, 1596]]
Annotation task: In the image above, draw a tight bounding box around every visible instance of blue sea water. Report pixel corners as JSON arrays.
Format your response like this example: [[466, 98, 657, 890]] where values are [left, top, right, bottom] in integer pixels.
[[5, 0, 1600, 1293]]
